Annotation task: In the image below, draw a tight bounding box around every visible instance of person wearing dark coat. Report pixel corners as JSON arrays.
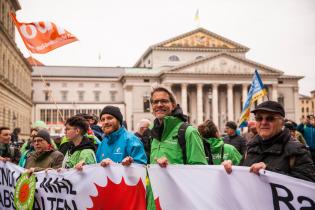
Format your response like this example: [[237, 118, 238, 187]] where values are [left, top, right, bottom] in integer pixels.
[[223, 101, 315, 182], [223, 121, 247, 155]]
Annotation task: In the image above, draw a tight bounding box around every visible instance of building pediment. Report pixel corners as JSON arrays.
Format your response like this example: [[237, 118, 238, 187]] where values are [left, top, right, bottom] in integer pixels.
[[156, 28, 249, 50], [164, 53, 283, 75], [134, 27, 249, 67]]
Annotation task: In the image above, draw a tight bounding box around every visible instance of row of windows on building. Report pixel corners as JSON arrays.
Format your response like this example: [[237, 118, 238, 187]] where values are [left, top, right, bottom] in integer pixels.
[[39, 109, 102, 124], [1, 49, 31, 96], [0, 0, 15, 38], [43, 90, 117, 102], [45, 82, 117, 88], [39, 97, 151, 124], [1, 107, 29, 133], [168, 55, 204, 62]]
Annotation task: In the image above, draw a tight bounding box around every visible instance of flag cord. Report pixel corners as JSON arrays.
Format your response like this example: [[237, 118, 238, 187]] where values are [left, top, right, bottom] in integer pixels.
[[27, 51, 65, 123]]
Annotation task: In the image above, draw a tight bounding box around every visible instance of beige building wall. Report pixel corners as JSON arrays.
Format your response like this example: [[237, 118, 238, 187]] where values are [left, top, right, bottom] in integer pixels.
[[0, 0, 32, 138]]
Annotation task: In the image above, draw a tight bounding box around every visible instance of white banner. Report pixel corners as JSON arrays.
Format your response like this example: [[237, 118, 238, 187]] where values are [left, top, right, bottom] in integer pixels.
[[0, 162, 146, 210], [148, 165, 315, 210]]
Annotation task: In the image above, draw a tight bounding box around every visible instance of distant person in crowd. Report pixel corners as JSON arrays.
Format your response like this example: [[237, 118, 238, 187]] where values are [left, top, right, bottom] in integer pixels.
[[87, 114, 104, 141], [297, 114, 315, 163], [149, 86, 207, 167], [135, 119, 152, 159], [0, 127, 12, 162], [198, 120, 241, 165], [223, 121, 247, 156], [24, 129, 64, 174], [242, 121, 258, 143], [223, 101, 315, 182], [53, 136, 62, 149], [284, 120, 307, 145], [11, 127, 21, 144], [19, 128, 37, 167], [96, 105, 147, 166], [62, 116, 97, 169]]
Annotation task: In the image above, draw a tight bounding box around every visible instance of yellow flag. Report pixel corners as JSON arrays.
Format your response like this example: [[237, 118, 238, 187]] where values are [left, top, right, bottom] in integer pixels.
[[194, 9, 200, 22]]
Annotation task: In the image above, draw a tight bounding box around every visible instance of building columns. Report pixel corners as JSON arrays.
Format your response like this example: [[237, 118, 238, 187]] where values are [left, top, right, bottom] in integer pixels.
[[124, 85, 133, 130], [293, 86, 300, 122], [272, 84, 278, 101], [212, 84, 219, 126], [181, 83, 188, 114], [197, 83, 203, 125], [227, 84, 234, 121]]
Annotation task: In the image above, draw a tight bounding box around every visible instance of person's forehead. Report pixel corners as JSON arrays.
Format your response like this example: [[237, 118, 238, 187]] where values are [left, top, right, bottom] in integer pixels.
[[33, 137, 44, 141], [0, 129, 10, 135], [101, 113, 115, 119], [152, 91, 170, 99]]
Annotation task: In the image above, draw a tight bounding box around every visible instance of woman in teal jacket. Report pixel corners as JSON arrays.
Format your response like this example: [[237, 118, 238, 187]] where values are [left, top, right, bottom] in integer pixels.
[[198, 120, 242, 165]]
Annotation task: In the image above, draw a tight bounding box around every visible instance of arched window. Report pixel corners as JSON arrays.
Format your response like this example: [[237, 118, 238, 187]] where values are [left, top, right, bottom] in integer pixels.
[[169, 55, 180, 62], [302, 108, 304, 113]]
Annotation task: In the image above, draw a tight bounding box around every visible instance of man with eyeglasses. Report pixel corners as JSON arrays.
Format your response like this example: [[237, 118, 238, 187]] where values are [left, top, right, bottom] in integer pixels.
[[149, 86, 207, 167], [223, 101, 315, 182]]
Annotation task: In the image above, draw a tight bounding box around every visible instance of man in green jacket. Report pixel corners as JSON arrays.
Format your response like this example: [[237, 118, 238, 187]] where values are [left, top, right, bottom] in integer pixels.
[[147, 87, 208, 210], [149, 86, 207, 166]]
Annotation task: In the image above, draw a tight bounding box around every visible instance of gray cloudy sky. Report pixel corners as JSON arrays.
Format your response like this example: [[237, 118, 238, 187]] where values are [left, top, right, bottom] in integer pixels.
[[16, 0, 315, 95]]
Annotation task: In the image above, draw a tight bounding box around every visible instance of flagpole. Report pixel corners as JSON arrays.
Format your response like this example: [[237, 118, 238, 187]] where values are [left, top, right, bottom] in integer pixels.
[[27, 52, 65, 123]]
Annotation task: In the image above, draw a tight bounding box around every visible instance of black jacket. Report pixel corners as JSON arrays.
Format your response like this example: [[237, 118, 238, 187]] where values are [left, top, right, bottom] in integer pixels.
[[223, 134, 247, 155], [243, 129, 315, 182]]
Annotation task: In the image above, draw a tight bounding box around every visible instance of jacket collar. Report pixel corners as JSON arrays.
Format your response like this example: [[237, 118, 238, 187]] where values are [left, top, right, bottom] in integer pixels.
[[107, 126, 125, 145], [250, 129, 291, 154]]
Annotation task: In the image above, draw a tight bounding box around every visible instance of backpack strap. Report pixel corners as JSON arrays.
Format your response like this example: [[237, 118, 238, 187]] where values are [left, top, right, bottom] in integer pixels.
[[178, 122, 190, 164], [220, 143, 225, 163]]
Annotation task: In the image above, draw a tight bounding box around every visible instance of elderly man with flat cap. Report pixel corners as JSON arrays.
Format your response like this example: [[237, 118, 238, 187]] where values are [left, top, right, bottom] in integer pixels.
[[223, 101, 315, 182], [96, 105, 147, 166]]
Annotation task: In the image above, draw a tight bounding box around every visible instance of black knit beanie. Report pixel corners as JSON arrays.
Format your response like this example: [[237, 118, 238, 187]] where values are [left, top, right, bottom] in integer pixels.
[[100, 105, 123, 124], [34, 129, 51, 144]]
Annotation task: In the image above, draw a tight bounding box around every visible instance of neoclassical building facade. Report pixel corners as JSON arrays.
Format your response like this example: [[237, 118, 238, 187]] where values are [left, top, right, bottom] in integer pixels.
[[32, 28, 302, 135], [0, 0, 32, 137]]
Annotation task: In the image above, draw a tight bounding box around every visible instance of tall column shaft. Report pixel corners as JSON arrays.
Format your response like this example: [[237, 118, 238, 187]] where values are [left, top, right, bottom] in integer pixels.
[[212, 84, 219, 126], [227, 84, 234, 121], [294, 87, 300, 122], [272, 84, 278, 101], [181, 83, 188, 114], [197, 84, 203, 125]]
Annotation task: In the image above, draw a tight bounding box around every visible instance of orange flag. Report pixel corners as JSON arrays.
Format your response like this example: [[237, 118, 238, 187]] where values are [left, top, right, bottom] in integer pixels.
[[10, 13, 78, 54]]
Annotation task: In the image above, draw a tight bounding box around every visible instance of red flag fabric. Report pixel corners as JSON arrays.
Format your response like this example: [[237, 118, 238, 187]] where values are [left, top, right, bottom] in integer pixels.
[[10, 13, 78, 54]]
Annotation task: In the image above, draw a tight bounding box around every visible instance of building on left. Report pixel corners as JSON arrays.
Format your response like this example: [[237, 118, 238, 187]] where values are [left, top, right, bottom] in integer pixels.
[[0, 0, 33, 138]]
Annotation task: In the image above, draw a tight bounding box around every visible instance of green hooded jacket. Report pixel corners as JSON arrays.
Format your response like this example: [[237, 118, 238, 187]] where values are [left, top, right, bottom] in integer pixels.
[[205, 137, 242, 165], [62, 136, 96, 168], [150, 116, 207, 165]]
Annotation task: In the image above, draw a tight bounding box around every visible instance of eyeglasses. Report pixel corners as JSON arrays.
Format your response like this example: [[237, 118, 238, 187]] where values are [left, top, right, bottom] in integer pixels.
[[151, 99, 170, 105], [255, 115, 283, 122]]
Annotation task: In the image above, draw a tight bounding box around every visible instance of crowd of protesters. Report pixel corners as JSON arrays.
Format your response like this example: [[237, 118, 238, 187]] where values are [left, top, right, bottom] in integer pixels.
[[1, 86, 315, 186]]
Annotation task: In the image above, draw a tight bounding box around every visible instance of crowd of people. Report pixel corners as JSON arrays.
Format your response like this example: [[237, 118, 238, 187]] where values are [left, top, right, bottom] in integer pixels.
[[1, 86, 315, 205]]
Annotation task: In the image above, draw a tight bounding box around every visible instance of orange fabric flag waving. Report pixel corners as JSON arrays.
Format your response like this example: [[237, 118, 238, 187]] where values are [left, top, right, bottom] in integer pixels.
[[10, 13, 78, 54]]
